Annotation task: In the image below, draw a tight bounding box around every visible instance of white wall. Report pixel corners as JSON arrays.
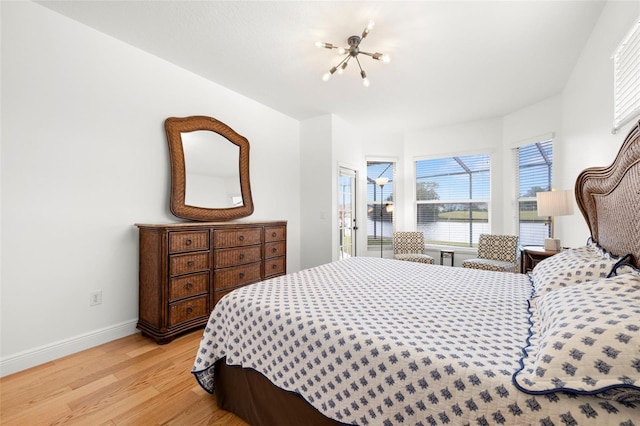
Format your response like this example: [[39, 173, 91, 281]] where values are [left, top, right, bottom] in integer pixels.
[[300, 115, 333, 269], [0, 1, 301, 375], [299, 114, 364, 267], [560, 0, 640, 249]]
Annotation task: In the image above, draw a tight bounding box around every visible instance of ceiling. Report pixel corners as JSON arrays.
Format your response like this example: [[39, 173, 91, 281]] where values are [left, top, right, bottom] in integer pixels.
[[38, 1, 606, 134]]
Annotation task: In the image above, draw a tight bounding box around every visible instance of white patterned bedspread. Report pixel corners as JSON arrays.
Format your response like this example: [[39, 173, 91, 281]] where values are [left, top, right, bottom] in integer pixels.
[[192, 257, 639, 425]]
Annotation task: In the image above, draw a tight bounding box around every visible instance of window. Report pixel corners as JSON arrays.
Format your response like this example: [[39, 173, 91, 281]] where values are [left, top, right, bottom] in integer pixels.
[[415, 154, 490, 247], [613, 16, 640, 133], [516, 140, 553, 246], [367, 161, 394, 250]]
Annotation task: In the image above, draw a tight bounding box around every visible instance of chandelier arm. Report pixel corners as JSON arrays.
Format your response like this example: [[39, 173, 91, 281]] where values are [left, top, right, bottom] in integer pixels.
[[359, 51, 390, 63], [335, 55, 351, 69], [355, 55, 364, 73], [361, 26, 370, 40], [316, 42, 337, 50]]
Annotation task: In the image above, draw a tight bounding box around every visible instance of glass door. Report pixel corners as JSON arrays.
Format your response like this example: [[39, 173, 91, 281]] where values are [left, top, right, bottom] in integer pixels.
[[338, 167, 357, 259]]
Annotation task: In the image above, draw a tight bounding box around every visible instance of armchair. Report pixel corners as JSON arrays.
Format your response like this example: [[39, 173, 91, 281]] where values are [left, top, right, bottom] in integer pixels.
[[393, 232, 434, 264], [462, 234, 519, 272]]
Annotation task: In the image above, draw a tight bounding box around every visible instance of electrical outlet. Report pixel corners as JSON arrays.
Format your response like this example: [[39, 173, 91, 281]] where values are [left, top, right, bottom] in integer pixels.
[[90, 290, 102, 306]]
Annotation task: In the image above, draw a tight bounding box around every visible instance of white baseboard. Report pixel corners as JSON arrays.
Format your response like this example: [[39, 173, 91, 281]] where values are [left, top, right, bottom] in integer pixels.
[[0, 319, 139, 377]]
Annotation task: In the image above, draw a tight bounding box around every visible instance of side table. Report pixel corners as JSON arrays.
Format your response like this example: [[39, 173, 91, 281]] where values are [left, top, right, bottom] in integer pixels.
[[440, 249, 454, 266], [520, 246, 560, 273]]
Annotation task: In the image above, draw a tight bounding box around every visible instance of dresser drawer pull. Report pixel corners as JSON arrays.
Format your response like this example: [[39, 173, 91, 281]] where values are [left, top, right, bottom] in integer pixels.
[[185, 282, 193, 290], [239, 272, 245, 279], [239, 235, 245, 241], [187, 260, 195, 267], [272, 264, 277, 269], [185, 239, 192, 246], [271, 232, 277, 238], [271, 247, 277, 253], [239, 253, 245, 260], [186, 306, 193, 314]]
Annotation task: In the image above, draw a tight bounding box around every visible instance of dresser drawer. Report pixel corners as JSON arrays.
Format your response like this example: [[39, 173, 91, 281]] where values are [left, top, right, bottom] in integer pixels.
[[169, 231, 209, 253], [170, 252, 209, 276], [213, 228, 262, 248], [265, 241, 286, 259], [214, 262, 262, 291], [265, 226, 286, 243], [169, 272, 209, 301], [214, 245, 261, 268], [168, 295, 208, 326], [264, 256, 286, 278]]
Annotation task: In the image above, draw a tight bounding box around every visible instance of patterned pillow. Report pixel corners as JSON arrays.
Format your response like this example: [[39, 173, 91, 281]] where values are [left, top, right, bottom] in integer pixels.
[[513, 274, 640, 401], [531, 243, 628, 296]]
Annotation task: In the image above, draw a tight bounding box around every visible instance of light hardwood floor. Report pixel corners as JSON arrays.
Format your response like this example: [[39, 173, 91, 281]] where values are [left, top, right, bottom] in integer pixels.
[[0, 330, 249, 425]]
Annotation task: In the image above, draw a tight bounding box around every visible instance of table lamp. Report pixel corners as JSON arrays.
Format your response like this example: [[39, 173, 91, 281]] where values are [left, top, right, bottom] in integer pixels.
[[536, 189, 574, 251]]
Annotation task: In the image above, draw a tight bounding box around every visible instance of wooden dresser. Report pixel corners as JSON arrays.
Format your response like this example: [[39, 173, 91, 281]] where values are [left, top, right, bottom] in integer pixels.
[[135, 221, 287, 343]]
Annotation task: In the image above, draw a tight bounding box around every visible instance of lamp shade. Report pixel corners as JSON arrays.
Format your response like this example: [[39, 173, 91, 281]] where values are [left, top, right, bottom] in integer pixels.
[[375, 177, 389, 186], [536, 190, 574, 217]]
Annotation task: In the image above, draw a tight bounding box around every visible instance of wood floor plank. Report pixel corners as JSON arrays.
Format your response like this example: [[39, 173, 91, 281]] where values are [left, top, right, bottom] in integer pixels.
[[68, 346, 168, 389], [66, 360, 172, 412], [60, 385, 160, 425], [1, 380, 72, 419], [110, 387, 207, 425], [1, 385, 75, 426], [0, 330, 249, 425]]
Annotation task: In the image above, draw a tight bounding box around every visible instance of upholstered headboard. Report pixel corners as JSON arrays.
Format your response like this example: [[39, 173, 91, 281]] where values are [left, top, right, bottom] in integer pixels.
[[575, 120, 640, 267]]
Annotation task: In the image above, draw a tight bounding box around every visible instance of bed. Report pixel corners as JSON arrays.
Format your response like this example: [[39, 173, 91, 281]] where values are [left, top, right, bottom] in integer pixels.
[[192, 120, 640, 426]]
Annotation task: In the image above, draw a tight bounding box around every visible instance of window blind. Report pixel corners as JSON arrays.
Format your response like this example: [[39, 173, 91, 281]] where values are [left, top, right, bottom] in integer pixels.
[[613, 16, 640, 133], [415, 154, 490, 247], [516, 141, 553, 246]]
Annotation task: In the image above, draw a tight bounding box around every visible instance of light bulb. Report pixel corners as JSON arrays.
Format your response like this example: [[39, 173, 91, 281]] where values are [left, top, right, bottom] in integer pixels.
[[372, 53, 390, 63], [338, 47, 346, 55], [360, 70, 370, 87], [362, 20, 374, 38], [323, 66, 337, 82], [316, 42, 334, 49]]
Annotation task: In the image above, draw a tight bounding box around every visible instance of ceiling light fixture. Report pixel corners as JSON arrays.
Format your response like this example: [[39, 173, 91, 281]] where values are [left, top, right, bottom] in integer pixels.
[[316, 20, 390, 87]]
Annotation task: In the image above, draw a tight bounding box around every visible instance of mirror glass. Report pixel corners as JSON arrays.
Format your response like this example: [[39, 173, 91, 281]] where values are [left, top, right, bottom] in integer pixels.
[[182, 131, 241, 208], [165, 116, 254, 221]]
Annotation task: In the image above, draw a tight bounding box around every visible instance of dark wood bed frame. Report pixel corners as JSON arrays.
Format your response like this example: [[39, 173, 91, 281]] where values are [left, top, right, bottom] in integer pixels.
[[215, 119, 640, 425]]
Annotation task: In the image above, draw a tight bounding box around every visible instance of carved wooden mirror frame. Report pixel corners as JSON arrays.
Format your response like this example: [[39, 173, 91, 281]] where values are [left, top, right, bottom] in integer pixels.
[[165, 116, 254, 221]]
